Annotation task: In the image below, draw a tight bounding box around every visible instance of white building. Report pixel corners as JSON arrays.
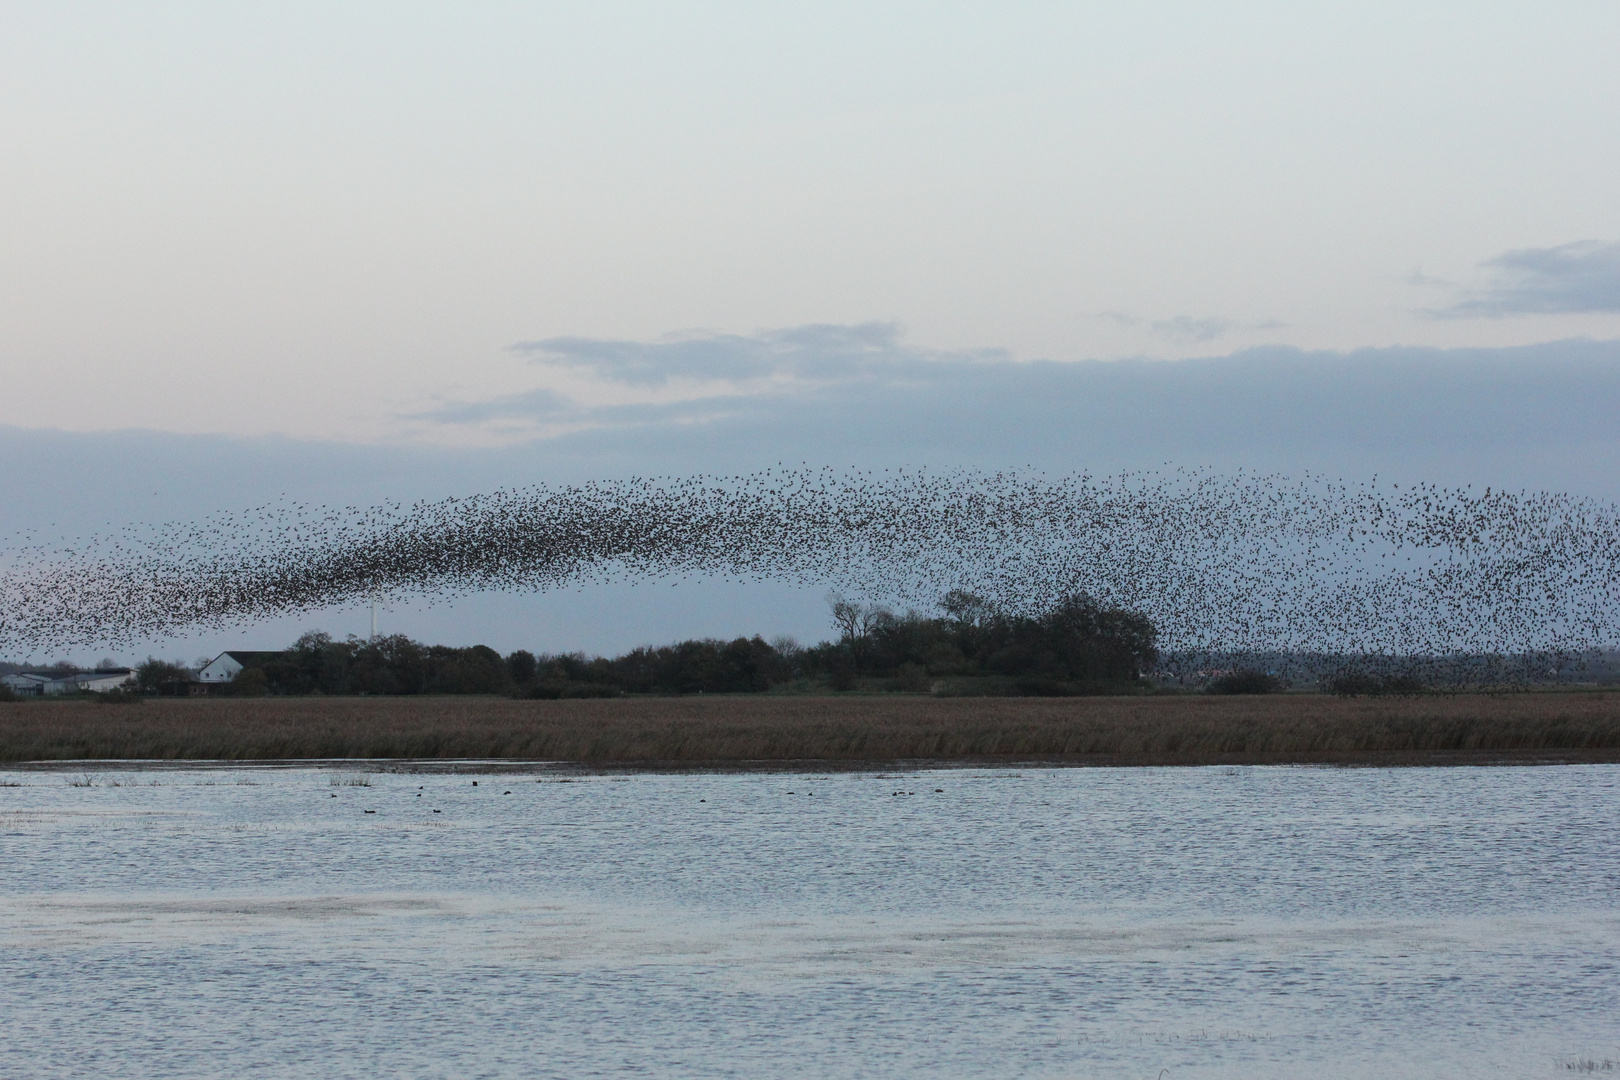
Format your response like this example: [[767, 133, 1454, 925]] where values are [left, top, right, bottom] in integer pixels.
[[1, 669, 136, 696], [197, 652, 281, 685], [0, 673, 50, 696]]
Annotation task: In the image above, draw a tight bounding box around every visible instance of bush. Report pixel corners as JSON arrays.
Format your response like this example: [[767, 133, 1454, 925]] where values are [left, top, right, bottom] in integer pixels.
[[518, 680, 620, 699], [1208, 670, 1282, 695], [231, 667, 269, 697], [560, 682, 621, 699], [1014, 677, 1079, 697], [828, 652, 857, 691], [1324, 670, 1425, 697], [894, 663, 930, 692], [0, 683, 16, 703], [1380, 674, 1426, 696]]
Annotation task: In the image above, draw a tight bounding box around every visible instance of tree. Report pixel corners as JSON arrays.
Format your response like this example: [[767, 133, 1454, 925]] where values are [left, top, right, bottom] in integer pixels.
[[135, 658, 189, 693], [1038, 594, 1159, 683], [940, 589, 994, 629], [808, 591, 1159, 693], [506, 650, 538, 684], [827, 597, 894, 672], [425, 644, 508, 694]]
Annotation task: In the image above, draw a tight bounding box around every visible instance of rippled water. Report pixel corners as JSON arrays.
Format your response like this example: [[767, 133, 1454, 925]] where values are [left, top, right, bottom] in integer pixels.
[[3, 763, 1618, 1078]]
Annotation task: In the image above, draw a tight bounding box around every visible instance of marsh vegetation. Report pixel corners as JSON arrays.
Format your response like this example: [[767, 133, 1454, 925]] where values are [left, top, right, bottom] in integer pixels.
[[2, 692, 1617, 764]]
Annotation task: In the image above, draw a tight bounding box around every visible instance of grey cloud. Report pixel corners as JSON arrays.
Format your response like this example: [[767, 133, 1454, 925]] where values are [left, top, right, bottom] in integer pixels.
[[1098, 311, 1284, 342], [416, 386, 784, 430], [419, 387, 575, 425], [420, 328, 1620, 505], [507, 321, 983, 386], [15, 333, 1620, 538], [544, 394, 763, 428], [1150, 315, 1236, 342], [1404, 267, 1453, 288], [1437, 240, 1620, 317]]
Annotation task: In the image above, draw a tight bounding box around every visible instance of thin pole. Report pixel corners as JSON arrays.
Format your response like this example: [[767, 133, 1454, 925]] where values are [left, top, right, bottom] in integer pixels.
[[370, 592, 378, 642]]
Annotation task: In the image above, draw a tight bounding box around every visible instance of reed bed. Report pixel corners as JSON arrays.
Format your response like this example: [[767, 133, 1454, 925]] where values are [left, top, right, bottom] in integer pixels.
[[2, 693, 1619, 765]]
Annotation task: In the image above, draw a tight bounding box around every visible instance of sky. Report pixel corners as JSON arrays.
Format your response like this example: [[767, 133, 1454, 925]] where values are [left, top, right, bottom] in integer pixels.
[[2, 3, 1619, 661]]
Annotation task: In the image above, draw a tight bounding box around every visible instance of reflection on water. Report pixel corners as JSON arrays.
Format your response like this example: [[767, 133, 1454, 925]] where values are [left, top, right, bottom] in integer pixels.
[[3, 764, 1618, 1078]]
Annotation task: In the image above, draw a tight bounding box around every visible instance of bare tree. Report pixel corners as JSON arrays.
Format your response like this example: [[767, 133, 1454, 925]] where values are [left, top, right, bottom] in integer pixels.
[[828, 597, 864, 644], [827, 596, 892, 644], [940, 589, 994, 629]]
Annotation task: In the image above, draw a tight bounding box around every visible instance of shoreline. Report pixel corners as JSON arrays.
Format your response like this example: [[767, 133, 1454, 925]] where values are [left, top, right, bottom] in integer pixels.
[[6, 748, 1620, 771]]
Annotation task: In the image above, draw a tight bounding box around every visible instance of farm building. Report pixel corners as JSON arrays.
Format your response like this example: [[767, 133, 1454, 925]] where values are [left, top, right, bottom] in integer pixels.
[[0, 668, 136, 696], [197, 651, 284, 685]]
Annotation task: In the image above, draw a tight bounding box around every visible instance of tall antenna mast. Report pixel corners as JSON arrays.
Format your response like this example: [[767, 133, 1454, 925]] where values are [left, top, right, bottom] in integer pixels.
[[370, 590, 378, 642]]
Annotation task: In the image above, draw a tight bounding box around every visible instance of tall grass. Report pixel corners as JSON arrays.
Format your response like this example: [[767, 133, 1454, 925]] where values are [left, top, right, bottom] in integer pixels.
[[2, 693, 1619, 765]]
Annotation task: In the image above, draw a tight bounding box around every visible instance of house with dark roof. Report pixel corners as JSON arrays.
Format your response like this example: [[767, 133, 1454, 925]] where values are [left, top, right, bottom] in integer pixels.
[[196, 651, 285, 686]]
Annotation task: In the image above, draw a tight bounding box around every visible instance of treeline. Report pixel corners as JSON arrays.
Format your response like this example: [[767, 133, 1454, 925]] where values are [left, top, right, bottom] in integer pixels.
[[205, 592, 1161, 698], [217, 635, 514, 697]]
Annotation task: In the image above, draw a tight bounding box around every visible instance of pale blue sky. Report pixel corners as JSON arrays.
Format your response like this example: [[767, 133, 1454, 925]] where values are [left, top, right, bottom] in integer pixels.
[[2, 3, 1618, 442]]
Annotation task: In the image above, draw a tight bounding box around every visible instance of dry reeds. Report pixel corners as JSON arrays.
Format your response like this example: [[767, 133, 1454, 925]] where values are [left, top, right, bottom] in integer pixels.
[[2, 693, 1619, 766]]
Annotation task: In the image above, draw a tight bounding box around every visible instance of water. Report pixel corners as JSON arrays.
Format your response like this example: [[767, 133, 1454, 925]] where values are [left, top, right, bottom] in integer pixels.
[[3, 763, 1617, 1078]]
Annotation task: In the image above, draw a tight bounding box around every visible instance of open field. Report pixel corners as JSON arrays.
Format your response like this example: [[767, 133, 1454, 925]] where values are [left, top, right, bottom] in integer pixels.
[[3, 692, 1620, 765]]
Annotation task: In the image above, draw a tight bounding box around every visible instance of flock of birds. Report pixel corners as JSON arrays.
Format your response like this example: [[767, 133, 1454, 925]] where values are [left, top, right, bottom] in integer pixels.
[[1, 466, 1617, 687]]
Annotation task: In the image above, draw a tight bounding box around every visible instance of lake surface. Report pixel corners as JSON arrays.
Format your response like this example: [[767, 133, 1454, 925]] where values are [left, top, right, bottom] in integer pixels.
[[3, 763, 1618, 1078]]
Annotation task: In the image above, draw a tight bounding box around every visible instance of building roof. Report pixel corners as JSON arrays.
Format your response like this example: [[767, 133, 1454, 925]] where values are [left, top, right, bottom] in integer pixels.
[[7, 668, 132, 679], [214, 651, 286, 665]]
